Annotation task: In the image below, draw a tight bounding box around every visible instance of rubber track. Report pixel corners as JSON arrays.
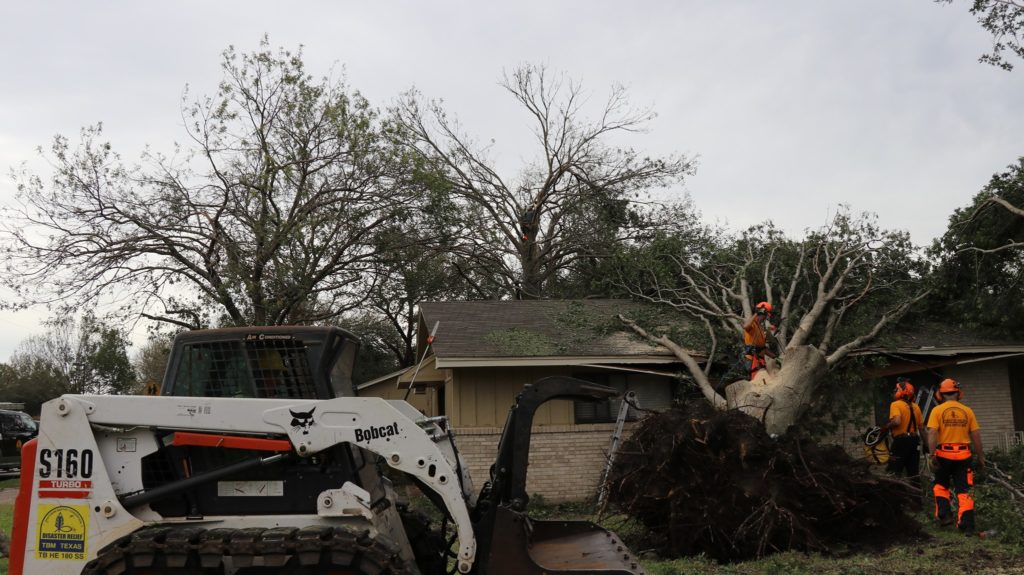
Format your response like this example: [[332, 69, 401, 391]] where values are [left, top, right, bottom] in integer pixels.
[[81, 525, 414, 575]]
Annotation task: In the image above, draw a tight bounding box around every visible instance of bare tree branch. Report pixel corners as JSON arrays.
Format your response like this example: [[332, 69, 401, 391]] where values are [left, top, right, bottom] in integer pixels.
[[619, 314, 726, 410], [391, 63, 694, 298]]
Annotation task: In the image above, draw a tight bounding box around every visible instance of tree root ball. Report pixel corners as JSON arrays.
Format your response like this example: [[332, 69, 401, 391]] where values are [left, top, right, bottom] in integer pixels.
[[606, 402, 923, 562]]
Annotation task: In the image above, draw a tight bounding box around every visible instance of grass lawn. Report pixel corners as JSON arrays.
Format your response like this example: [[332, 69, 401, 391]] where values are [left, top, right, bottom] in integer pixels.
[[639, 527, 1024, 575], [636, 515, 1024, 575], [522, 500, 1024, 575], [1, 501, 11, 575]]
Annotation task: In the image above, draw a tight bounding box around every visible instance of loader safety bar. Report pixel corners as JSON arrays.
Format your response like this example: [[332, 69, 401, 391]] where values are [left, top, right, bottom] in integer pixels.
[[171, 431, 293, 452]]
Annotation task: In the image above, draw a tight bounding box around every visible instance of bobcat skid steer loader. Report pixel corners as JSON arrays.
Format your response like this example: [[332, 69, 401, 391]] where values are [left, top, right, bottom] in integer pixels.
[[10, 326, 644, 575]]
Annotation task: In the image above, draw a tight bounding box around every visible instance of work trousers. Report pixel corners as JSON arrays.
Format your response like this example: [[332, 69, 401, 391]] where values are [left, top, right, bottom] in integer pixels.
[[933, 457, 975, 532], [886, 434, 920, 478], [743, 348, 767, 380]]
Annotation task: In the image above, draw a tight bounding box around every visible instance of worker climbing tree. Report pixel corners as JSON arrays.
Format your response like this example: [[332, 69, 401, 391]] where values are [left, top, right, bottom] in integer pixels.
[[742, 301, 777, 381]]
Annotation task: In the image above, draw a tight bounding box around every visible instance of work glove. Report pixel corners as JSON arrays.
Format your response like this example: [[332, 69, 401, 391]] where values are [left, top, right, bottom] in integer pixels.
[[976, 456, 986, 472]]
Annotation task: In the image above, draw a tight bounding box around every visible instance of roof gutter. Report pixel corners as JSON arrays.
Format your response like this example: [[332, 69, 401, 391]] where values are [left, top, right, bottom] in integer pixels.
[[434, 355, 698, 368], [575, 363, 683, 378]]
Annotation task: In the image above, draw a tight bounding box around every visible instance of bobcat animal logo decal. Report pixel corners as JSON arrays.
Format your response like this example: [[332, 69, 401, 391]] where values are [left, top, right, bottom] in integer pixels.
[[289, 407, 316, 435]]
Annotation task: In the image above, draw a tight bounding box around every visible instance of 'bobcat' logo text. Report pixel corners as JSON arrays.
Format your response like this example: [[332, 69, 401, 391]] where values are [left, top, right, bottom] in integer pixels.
[[355, 422, 400, 443]]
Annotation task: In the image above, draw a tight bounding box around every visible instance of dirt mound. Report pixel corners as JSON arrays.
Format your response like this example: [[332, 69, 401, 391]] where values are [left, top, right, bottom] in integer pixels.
[[606, 402, 923, 561]]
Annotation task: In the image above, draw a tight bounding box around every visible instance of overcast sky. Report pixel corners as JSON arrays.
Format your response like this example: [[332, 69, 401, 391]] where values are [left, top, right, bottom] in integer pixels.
[[1, 1, 1022, 361]]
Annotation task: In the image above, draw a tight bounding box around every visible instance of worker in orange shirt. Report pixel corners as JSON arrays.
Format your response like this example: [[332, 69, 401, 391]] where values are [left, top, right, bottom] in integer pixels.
[[742, 301, 776, 380], [927, 378, 985, 534], [881, 377, 925, 478]]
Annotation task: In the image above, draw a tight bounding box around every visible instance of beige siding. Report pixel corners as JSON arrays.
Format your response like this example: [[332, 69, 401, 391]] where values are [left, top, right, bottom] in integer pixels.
[[945, 360, 1016, 450], [358, 378, 436, 416], [448, 366, 576, 427]]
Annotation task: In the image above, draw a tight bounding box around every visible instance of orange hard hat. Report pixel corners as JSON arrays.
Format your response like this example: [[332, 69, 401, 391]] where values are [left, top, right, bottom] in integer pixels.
[[935, 378, 962, 402], [894, 378, 914, 401], [756, 301, 773, 313]]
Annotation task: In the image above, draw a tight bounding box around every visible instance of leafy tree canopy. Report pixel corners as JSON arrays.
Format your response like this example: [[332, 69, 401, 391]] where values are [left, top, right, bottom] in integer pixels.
[[938, 0, 1024, 70], [930, 157, 1024, 334], [0, 312, 136, 414], [1, 38, 436, 329]]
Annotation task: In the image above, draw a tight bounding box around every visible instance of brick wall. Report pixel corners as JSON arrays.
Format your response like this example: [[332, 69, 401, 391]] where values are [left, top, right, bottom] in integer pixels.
[[453, 423, 635, 502], [945, 360, 1016, 450]]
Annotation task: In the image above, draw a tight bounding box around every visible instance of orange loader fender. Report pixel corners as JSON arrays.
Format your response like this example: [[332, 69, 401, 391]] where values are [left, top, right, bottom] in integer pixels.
[[10, 437, 37, 575]]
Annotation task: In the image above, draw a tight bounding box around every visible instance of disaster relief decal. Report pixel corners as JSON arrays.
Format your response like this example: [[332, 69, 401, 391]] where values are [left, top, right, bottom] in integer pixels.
[[36, 504, 89, 560], [354, 422, 400, 443]]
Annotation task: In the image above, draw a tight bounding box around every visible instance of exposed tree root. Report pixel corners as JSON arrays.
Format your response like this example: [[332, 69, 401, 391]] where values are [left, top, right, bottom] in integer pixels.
[[606, 402, 923, 562]]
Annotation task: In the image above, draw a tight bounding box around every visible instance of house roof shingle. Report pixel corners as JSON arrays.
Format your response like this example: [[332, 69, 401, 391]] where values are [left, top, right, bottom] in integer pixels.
[[417, 300, 697, 362]]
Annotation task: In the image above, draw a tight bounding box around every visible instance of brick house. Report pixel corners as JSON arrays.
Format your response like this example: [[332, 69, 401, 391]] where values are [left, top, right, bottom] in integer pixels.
[[832, 324, 1024, 453], [356, 300, 696, 502]]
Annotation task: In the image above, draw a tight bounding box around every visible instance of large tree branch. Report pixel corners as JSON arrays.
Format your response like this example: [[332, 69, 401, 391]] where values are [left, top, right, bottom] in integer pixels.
[[618, 314, 727, 410], [825, 289, 932, 366]]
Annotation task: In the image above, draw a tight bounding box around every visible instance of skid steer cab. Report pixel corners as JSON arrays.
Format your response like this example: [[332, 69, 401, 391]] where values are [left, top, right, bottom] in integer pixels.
[[11, 326, 644, 575]]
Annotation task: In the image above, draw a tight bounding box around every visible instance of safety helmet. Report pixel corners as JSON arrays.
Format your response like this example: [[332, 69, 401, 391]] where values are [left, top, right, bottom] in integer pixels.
[[935, 378, 962, 402], [894, 378, 914, 401], [756, 301, 773, 314]]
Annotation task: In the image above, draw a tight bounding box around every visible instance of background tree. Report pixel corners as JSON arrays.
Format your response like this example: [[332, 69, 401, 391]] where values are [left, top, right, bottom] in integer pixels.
[[617, 209, 930, 435], [134, 336, 175, 391], [930, 157, 1024, 333], [1, 39, 433, 328], [355, 179, 475, 368], [938, 0, 1024, 70], [391, 64, 695, 300], [0, 353, 65, 416], [0, 313, 136, 413]]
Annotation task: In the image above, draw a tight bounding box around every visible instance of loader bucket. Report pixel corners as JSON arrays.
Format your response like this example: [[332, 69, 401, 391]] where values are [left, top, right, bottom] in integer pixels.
[[472, 377, 647, 575], [480, 507, 643, 575]]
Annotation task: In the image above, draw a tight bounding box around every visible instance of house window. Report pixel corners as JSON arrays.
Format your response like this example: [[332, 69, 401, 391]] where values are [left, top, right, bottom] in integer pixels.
[[573, 372, 672, 424]]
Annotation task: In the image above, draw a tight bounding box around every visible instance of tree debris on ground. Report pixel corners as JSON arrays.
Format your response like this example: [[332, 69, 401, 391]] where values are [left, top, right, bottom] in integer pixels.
[[986, 463, 1024, 503], [605, 402, 924, 562]]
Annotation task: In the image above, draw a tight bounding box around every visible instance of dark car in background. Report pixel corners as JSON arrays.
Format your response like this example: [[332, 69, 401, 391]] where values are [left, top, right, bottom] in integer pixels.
[[0, 409, 38, 471]]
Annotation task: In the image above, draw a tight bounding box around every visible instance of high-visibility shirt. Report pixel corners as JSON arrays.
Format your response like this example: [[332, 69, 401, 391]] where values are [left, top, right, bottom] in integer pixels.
[[888, 400, 923, 436], [926, 400, 979, 447], [743, 320, 767, 349]]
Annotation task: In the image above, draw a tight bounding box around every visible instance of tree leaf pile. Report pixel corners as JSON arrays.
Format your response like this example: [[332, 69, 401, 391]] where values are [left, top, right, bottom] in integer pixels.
[[606, 402, 923, 561]]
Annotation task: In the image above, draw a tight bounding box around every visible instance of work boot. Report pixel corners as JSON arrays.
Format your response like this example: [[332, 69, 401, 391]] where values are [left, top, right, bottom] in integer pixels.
[[959, 510, 976, 535]]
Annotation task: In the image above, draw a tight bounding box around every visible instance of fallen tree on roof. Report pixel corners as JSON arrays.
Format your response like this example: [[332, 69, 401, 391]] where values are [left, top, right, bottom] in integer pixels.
[[617, 209, 930, 435]]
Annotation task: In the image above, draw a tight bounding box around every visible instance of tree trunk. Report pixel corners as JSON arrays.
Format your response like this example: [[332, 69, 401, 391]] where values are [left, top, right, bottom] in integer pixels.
[[519, 241, 543, 299], [724, 345, 828, 436]]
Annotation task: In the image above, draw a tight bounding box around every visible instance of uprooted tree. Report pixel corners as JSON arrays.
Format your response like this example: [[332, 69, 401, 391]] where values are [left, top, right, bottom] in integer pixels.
[[605, 400, 923, 560], [617, 209, 930, 435]]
